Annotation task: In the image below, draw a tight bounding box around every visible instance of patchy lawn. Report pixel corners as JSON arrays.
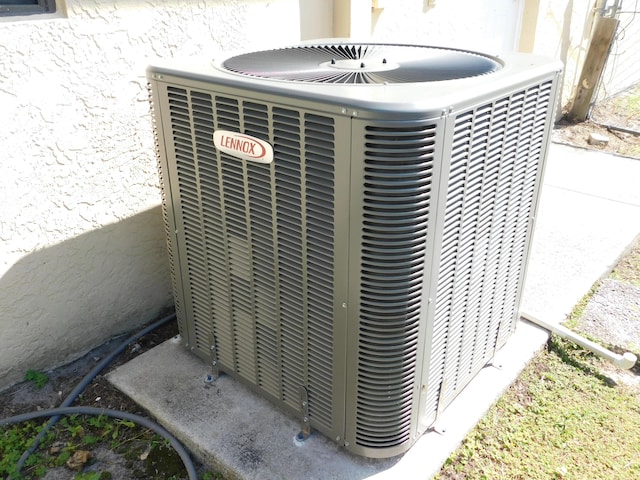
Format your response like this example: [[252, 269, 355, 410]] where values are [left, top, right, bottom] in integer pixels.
[[439, 235, 640, 479]]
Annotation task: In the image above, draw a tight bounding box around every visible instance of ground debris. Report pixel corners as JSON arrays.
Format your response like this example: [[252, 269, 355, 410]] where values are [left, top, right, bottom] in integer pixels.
[[66, 450, 92, 471]]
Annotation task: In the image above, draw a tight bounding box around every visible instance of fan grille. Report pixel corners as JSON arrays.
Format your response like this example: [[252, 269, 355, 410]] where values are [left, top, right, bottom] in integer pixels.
[[222, 43, 503, 84]]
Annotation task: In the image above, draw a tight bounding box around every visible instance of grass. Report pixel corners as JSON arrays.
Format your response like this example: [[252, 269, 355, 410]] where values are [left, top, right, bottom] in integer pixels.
[[0, 412, 225, 479], [612, 84, 640, 122], [439, 237, 640, 479], [23, 370, 49, 390], [0, 414, 153, 479], [610, 240, 640, 287], [563, 281, 601, 331], [437, 338, 640, 479]]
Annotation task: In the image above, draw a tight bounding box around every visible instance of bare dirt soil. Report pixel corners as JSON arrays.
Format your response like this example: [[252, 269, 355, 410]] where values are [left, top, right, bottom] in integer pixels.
[[553, 83, 640, 159], [0, 317, 204, 479]]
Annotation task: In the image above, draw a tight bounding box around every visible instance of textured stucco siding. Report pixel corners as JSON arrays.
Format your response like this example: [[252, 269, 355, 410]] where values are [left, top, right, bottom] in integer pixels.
[[0, 0, 305, 391], [1, 0, 585, 392]]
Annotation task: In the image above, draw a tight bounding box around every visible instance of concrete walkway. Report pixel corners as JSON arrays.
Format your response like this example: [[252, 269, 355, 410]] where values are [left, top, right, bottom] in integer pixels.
[[108, 143, 640, 480]]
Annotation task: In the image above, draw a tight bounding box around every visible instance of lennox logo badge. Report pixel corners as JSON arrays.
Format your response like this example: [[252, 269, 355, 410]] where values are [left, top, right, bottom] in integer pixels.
[[213, 130, 274, 164]]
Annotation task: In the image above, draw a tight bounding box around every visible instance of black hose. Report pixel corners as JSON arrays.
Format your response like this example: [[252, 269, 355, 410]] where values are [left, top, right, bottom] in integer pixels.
[[7, 312, 191, 476], [1, 406, 197, 480]]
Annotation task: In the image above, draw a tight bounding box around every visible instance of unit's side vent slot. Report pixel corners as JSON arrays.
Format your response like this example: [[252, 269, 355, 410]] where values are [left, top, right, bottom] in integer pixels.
[[425, 79, 554, 423], [166, 86, 215, 356], [304, 113, 336, 430], [150, 84, 185, 339], [355, 122, 437, 449]]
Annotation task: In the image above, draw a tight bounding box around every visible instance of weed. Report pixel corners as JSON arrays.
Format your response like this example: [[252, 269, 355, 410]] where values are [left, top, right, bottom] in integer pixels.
[[564, 281, 600, 330], [0, 414, 154, 478], [76, 473, 114, 480], [201, 472, 224, 480], [438, 339, 640, 479], [0, 420, 43, 478], [24, 369, 49, 390], [74, 472, 110, 480]]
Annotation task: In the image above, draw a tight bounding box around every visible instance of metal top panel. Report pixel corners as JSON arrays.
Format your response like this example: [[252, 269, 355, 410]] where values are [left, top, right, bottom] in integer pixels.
[[221, 43, 503, 83], [147, 42, 562, 120]]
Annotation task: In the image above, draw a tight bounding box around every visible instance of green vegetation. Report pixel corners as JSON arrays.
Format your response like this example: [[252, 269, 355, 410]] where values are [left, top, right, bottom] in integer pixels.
[[438, 337, 640, 479], [613, 83, 640, 122], [74, 473, 112, 480], [0, 414, 149, 479], [23, 370, 48, 390], [563, 281, 601, 330], [0, 411, 227, 478], [610, 241, 640, 286], [439, 236, 640, 479]]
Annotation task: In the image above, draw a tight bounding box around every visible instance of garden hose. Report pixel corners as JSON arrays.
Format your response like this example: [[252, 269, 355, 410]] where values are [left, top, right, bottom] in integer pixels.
[[0, 312, 199, 479], [0, 406, 197, 480]]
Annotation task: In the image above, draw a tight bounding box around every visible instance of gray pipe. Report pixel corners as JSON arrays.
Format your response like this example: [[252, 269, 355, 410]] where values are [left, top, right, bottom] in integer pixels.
[[1, 406, 197, 480], [521, 311, 637, 370], [13, 313, 177, 475]]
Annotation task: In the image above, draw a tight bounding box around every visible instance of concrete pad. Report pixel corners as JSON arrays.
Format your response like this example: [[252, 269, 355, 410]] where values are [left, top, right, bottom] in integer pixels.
[[108, 144, 640, 479], [107, 321, 548, 480], [523, 144, 640, 322]]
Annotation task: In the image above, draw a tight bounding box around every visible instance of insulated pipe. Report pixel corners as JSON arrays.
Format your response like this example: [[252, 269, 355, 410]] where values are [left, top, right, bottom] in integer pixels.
[[521, 311, 637, 370]]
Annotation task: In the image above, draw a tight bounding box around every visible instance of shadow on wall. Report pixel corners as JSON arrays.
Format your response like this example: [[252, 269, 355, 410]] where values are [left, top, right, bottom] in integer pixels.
[[0, 206, 173, 391]]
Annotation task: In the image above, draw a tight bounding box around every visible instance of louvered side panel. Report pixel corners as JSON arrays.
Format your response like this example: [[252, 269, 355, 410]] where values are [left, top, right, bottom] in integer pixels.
[[166, 87, 215, 354], [272, 107, 306, 409], [354, 122, 437, 451], [199, 96, 235, 371], [158, 87, 338, 433], [149, 83, 186, 339], [304, 114, 337, 430], [425, 80, 554, 421]]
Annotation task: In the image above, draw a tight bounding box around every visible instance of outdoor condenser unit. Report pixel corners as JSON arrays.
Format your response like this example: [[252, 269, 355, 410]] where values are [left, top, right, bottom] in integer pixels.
[[148, 42, 561, 458]]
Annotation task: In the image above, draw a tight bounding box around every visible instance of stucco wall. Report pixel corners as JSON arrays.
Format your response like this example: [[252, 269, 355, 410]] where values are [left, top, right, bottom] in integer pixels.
[[0, 0, 598, 391], [0, 0, 309, 391]]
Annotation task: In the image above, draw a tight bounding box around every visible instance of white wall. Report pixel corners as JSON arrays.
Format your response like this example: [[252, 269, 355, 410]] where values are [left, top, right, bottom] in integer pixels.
[[352, 0, 598, 112], [370, 0, 523, 55], [0, 0, 306, 391], [518, 0, 598, 111]]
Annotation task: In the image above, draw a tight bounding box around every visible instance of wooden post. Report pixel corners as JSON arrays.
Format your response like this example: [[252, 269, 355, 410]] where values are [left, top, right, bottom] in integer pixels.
[[567, 15, 619, 122]]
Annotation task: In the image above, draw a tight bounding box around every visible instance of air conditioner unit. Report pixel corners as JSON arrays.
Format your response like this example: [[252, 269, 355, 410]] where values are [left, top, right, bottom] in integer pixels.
[[148, 42, 561, 459]]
